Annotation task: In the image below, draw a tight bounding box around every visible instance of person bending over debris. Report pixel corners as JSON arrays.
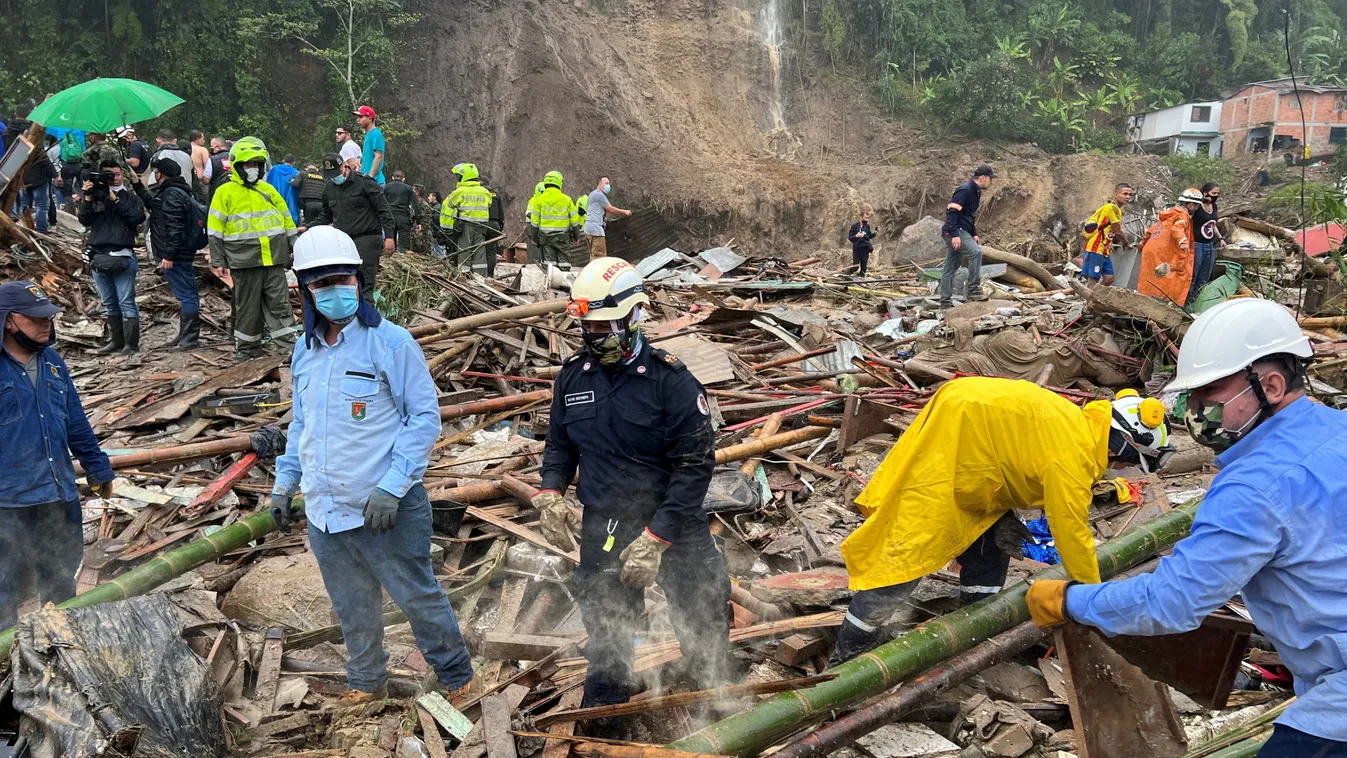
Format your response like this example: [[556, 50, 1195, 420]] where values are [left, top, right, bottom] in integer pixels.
[[832, 377, 1173, 663], [939, 164, 996, 307], [1079, 183, 1133, 287], [0, 281, 115, 630], [532, 258, 730, 739], [270, 226, 476, 705], [1029, 299, 1347, 756], [1136, 187, 1201, 307], [208, 137, 300, 359]]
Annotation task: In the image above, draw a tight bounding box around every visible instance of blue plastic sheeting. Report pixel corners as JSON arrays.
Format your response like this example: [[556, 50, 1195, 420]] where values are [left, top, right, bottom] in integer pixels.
[[1021, 515, 1061, 565]]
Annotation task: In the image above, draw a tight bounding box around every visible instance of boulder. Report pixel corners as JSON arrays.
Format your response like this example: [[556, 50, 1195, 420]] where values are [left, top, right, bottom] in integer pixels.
[[221, 552, 338, 630], [892, 216, 947, 267]]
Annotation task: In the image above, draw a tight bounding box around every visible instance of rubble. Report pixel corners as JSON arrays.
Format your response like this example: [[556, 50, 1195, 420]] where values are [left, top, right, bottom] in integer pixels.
[[0, 218, 1326, 758]]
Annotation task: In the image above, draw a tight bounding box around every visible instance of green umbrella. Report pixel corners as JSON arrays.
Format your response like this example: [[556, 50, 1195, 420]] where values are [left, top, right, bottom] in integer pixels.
[[29, 78, 185, 133]]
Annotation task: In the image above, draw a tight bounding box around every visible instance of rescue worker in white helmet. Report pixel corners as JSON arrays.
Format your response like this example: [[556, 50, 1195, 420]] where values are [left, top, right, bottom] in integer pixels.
[[270, 226, 477, 706], [832, 376, 1172, 663], [1029, 299, 1347, 754], [532, 257, 730, 738]]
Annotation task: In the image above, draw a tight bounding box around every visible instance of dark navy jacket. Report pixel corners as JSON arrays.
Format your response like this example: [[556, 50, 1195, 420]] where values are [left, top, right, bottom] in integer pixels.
[[942, 180, 981, 238], [0, 346, 114, 518], [540, 342, 715, 544]]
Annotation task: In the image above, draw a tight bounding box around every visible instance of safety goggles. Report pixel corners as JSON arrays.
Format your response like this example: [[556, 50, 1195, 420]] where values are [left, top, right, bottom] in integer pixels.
[[567, 284, 644, 319]]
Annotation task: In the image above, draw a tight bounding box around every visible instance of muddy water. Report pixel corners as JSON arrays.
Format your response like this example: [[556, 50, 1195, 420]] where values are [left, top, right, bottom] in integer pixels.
[[758, 0, 786, 132]]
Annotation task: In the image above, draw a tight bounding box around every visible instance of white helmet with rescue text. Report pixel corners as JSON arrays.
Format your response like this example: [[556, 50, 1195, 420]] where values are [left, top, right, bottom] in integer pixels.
[[1163, 298, 1313, 394], [568, 257, 650, 322]]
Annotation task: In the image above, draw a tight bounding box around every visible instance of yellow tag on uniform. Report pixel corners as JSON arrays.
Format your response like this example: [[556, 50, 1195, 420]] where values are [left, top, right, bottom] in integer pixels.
[[603, 535, 615, 552]]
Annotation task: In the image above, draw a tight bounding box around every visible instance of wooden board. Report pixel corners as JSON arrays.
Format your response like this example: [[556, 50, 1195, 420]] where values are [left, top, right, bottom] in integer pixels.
[[110, 355, 284, 429], [1055, 623, 1188, 758], [481, 632, 580, 662]]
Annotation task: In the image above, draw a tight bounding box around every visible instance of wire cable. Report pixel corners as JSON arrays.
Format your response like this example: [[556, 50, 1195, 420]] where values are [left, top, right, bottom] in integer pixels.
[[1285, 0, 1310, 315]]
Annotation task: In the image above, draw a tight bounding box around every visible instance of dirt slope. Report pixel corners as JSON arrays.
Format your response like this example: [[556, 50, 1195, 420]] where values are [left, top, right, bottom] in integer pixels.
[[391, 0, 1160, 259]]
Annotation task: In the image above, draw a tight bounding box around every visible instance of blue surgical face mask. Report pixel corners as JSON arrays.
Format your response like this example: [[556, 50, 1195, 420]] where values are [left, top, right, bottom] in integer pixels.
[[312, 284, 360, 322], [602, 183, 611, 195], [331, 173, 347, 186]]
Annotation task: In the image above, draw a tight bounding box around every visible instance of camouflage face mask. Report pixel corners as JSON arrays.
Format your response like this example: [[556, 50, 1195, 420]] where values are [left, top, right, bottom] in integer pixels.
[[1183, 386, 1259, 453]]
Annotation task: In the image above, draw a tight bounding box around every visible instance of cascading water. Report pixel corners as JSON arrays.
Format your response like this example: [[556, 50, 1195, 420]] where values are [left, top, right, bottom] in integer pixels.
[[757, 0, 800, 158]]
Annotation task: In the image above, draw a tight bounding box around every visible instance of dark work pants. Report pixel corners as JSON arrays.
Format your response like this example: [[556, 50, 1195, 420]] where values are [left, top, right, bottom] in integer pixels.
[[851, 247, 870, 276], [230, 265, 294, 350], [352, 233, 382, 304], [392, 215, 413, 252], [0, 502, 84, 630], [573, 509, 731, 717], [833, 523, 1010, 662], [537, 231, 572, 267], [1258, 725, 1347, 757], [301, 201, 324, 226]]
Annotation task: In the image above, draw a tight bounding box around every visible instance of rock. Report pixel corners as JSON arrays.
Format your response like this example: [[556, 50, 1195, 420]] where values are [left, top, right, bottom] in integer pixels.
[[855, 723, 962, 757], [975, 663, 1055, 703], [983, 723, 1036, 757], [221, 552, 338, 630], [892, 216, 947, 267]]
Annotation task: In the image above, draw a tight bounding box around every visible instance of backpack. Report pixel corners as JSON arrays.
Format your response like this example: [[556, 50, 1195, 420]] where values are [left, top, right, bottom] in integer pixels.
[[59, 132, 83, 162], [180, 188, 209, 251]]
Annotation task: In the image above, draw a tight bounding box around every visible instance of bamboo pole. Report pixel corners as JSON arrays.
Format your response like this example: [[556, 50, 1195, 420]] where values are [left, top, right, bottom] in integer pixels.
[[668, 499, 1202, 756], [78, 434, 256, 474], [410, 298, 569, 340], [0, 504, 286, 659], [714, 427, 832, 465], [749, 346, 837, 372], [426, 336, 481, 373], [440, 389, 553, 420]]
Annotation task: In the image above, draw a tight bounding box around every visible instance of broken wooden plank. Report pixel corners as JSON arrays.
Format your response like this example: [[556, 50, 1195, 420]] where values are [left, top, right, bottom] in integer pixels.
[[541, 688, 585, 758], [419, 691, 476, 742], [466, 506, 579, 564], [253, 627, 285, 714], [483, 691, 522, 758], [185, 452, 259, 517], [773, 634, 830, 667], [111, 355, 284, 429], [481, 632, 581, 662], [418, 705, 451, 758]]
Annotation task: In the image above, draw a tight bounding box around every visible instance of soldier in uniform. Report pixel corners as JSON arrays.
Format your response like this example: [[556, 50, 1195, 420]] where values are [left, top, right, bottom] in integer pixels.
[[530, 258, 731, 738]]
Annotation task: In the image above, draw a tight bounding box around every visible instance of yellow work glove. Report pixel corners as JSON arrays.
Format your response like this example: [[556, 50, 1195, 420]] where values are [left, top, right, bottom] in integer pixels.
[[618, 529, 670, 588], [1026, 580, 1075, 628], [531, 489, 577, 552], [91, 480, 115, 498]]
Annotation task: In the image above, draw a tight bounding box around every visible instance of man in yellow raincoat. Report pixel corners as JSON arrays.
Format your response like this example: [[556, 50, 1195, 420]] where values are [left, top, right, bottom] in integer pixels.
[[1137, 188, 1203, 307], [832, 377, 1172, 662]]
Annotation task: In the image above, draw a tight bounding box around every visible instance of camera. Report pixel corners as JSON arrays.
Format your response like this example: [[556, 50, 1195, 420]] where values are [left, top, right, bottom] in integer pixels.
[[80, 162, 116, 199]]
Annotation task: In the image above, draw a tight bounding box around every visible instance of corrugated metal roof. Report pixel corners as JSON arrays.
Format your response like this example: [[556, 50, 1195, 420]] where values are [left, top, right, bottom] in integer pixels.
[[604, 207, 681, 263], [654, 334, 735, 385]]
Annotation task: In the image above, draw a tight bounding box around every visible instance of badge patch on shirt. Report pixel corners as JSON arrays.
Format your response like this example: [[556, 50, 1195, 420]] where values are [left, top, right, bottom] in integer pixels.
[[696, 394, 709, 416], [48, 365, 59, 377], [351, 401, 367, 421], [565, 391, 595, 406]]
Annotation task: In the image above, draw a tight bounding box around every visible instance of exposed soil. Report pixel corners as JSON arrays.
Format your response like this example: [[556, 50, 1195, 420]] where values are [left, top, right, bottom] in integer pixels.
[[390, 0, 1164, 260]]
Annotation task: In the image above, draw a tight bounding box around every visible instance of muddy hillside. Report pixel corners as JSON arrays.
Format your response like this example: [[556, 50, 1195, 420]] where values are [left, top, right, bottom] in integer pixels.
[[389, 0, 1161, 258]]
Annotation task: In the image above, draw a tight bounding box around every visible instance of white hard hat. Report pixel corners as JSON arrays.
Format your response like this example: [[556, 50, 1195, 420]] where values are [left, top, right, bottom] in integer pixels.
[[1177, 188, 1205, 204], [567, 257, 650, 321], [1110, 389, 1171, 472], [292, 226, 362, 273], [1164, 298, 1313, 393]]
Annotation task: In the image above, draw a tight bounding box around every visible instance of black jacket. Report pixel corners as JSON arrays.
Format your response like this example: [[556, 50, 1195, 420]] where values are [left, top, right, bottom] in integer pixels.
[[382, 179, 419, 222], [540, 342, 715, 544], [24, 149, 56, 188], [149, 177, 196, 262], [207, 151, 231, 200], [78, 185, 146, 254], [848, 221, 874, 254], [313, 173, 394, 239], [942, 180, 981, 238], [291, 168, 326, 203], [1, 118, 30, 154]]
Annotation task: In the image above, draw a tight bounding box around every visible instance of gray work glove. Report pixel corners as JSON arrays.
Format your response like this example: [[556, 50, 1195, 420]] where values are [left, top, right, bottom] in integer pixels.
[[531, 489, 579, 552], [991, 512, 1035, 558], [363, 488, 401, 535], [270, 492, 300, 534]]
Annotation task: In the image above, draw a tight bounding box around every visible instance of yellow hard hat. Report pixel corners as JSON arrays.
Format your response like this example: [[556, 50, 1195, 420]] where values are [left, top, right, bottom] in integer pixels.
[[568, 257, 650, 321]]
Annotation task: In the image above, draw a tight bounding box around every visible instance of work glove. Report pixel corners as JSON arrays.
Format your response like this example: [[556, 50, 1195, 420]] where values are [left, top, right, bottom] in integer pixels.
[[270, 493, 300, 534], [1154, 262, 1171, 277], [991, 512, 1035, 557], [532, 489, 578, 552], [1026, 580, 1077, 628], [619, 529, 671, 588], [91, 479, 115, 498], [363, 488, 401, 535]]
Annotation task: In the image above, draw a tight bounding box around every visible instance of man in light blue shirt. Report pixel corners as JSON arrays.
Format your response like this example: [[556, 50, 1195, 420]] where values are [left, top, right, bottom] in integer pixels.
[[353, 105, 386, 185], [1028, 298, 1347, 755], [271, 225, 473, 704]]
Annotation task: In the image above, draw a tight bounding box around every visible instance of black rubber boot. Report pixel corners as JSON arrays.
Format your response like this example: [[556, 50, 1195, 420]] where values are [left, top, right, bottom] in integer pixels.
[[95, 314, 125, 353], [172, 312, 201, 351], [120, 317, 140, 354]]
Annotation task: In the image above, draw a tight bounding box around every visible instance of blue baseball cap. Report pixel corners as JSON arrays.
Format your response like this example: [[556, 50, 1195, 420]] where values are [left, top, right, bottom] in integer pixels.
[[0, 281, 63, 318]]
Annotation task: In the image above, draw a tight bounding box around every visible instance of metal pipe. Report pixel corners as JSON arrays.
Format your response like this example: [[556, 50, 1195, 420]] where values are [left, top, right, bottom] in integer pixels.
[[439, 389, 553, 421]]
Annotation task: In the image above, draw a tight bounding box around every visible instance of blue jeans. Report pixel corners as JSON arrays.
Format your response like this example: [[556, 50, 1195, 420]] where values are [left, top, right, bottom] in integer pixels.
[[1258, 724, 1347, 756], [0, 501, 83, 630], [18, 181, 51, 233], [307, 483, 473, 692], [91, 253, 139, 318], [940, 230, 983, 304], [1189, 241, 1216, 305], [163, 260, 200, 314]]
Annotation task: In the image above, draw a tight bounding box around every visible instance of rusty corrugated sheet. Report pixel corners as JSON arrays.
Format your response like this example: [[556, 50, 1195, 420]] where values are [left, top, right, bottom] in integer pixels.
[[605, 207, 681, 263]]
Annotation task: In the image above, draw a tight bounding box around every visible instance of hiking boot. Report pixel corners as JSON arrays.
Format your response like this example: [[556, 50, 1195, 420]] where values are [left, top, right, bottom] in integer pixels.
[[338, 687, 388, 705], [441, 676, 480, 708], [120, 317, 140, 354], [967, 290, 990, 302], [95, 315, 125, 353], [234, 344, 265, 362]]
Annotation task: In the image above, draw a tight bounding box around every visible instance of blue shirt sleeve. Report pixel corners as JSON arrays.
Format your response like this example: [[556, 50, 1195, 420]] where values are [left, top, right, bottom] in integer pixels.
[[374, 338, 441, 497], [61, 357, 114, 485], [273, 344, 306, 496], [1066, 481, 1286, 635]]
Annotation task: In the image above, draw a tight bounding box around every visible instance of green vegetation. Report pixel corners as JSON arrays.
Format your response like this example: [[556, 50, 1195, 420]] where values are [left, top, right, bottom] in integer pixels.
[[1162, 154, 1237, 196], [0, 0, 414, 159], [793, 0, 1347, 152]]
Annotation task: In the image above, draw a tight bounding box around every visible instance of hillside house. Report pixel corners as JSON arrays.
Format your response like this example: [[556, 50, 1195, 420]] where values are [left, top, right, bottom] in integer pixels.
[[1126, 102, 1224, 156], [1220, 78, 1347, 157]]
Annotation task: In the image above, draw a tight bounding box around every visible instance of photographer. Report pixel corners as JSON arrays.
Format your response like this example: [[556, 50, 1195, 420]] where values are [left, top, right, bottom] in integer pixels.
[[78, 162, 146, 354], [148, 157, 202, 351]]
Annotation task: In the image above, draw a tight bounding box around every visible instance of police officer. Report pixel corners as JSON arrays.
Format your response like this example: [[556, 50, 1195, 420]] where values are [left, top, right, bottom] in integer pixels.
[[291, 162, 328, 226], [532, 258, 731, 738]]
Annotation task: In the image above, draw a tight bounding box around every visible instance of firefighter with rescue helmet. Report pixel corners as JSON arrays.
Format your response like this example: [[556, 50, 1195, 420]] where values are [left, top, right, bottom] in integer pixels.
[[532, 257, 730, 737]]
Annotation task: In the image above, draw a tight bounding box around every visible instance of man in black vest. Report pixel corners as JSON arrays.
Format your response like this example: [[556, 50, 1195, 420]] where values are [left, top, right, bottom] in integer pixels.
[[382, 170, 419, 252], [292, 161, 328, 226]]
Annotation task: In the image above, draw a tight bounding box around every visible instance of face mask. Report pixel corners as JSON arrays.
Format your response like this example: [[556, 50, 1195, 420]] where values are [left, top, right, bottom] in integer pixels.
[[602, 183, 612, 195], [1183, 386, 1261, 452], [312, 284, 360, 322], [12, 325, 49, 352], [332, 173, 347, 186], [242, 166, 261, 183]]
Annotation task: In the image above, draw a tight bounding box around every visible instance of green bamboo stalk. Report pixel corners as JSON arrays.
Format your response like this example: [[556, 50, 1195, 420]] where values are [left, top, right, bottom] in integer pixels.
[[1190, 734, 1271, 758], [670, 500, 1202, 756], [0, 503, 286, 660]]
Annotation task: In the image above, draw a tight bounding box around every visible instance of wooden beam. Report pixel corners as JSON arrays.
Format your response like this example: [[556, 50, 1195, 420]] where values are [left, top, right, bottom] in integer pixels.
[[481, 632, 581, 662]]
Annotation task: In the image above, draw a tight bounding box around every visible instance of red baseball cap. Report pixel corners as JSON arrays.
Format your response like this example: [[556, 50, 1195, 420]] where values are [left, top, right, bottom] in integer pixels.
[[351, 105, 378, 119]]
